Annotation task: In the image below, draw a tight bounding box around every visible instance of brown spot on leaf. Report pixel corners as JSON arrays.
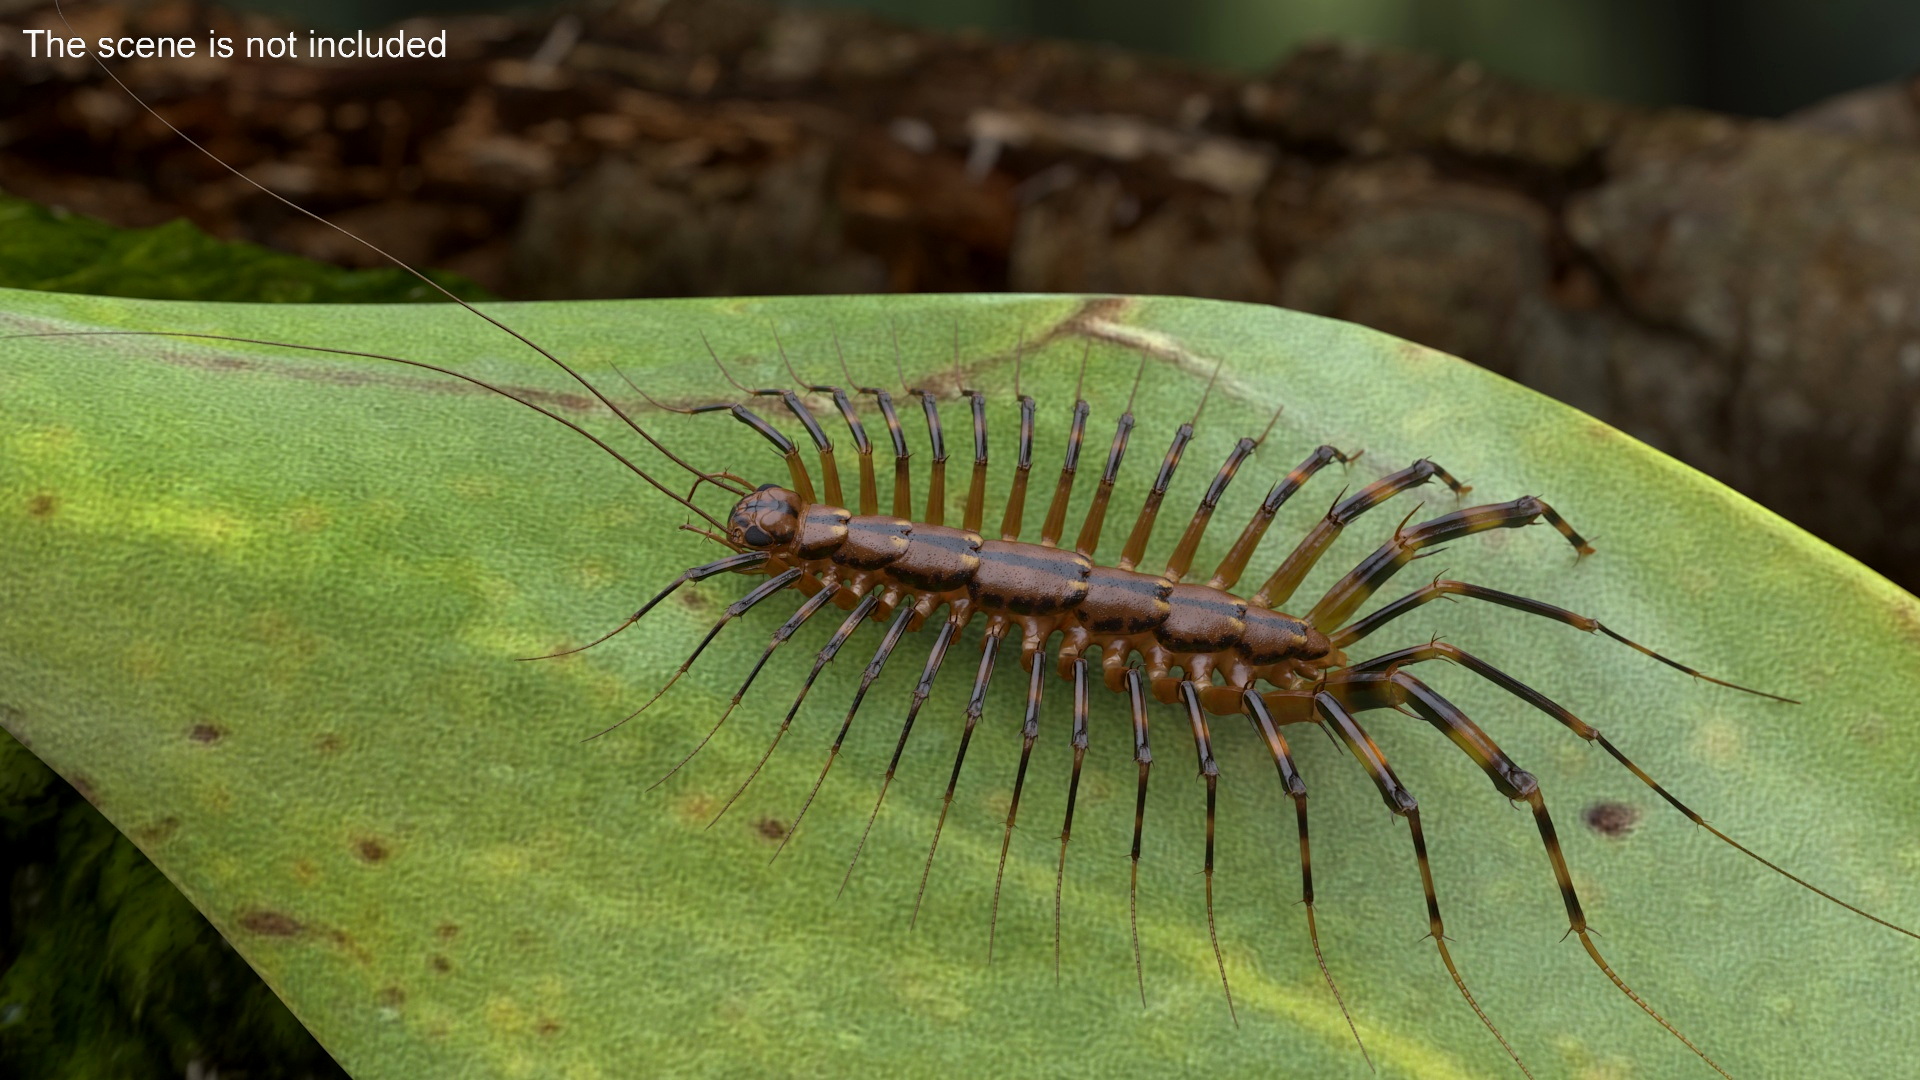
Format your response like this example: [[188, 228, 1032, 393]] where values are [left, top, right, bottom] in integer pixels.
[[376, 986, 406, 1009], [239, 910, 305, 936], [676, 587, 716, 614], [292, 859, 320, 885], [133, 816, 180, 845], [189, 723, 225, 743], [315, 731, 346, 754], [1583, 801, 1642, 839], [754, 817, 788, 842], [356, 838, 390, 863], [26, 493, 56, 517], [435, 923, 461, 940], [430, 954, 453, 973], [535, 1017, 562, 1037]]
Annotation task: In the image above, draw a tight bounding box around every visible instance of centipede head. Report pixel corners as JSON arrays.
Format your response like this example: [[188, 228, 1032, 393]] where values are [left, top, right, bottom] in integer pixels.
[[727, 485, 803, 550]]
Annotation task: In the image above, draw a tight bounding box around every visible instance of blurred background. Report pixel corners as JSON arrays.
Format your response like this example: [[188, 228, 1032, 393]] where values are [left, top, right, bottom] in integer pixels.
[[234, 0, 1920, 115]]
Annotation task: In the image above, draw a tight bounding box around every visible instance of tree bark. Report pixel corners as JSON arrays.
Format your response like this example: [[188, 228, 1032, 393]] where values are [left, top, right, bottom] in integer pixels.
[[4, 0, 1917, 593]]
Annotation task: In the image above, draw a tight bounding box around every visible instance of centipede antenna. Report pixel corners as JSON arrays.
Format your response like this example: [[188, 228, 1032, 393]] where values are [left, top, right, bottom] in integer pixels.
[[911, 624, 1006, 928], [841, 615, 963, 898], [1179, 682, 1236, 1025], [772, 602, 918, 865], [708, 591, 881, 829], [49, 0, 727, 503], [988, 643, 1047, 965], [18, 329, 743, 527]]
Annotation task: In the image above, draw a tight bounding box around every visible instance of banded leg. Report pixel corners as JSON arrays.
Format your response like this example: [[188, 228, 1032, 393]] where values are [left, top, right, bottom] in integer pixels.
[[528, 550, 767, 663], [708, 590, 884, 827], [772, 601, 920, 863], [1333, 669, 1733, 1079], [1163, 436, 1259, 582], [911, 624, 1008, 927], [1347, 641, 1919, 944], [1179, 681, 1237, 1025], [1000, 387, 1038, 541], [1333, 577, 1795, 702], [679, 400, 819, 505], [1207, 445, 1355, 592], [1053, 658, 1092, 982], [989, 643, 1048, 963], [585, 565, 802, 742], [842, 614, 965, 895], [856, 370, 913, 519], [1073, 355, 1147, 557], [910, 385, 949, 526], [826, 333, 881, 514], [961, 378, 990, 533], [751, 327, 845, 508], [1124, 666, 1153, 1004], [1039, 343, 1094, 547], [1243, 691, 1369, 1068], [1314, 690, 1532, 1079], [1251, 458, 1472, 610], [648, 578, 838, 788], [1308, 496, 1593, 630], [1115, 423, 1196, 570]]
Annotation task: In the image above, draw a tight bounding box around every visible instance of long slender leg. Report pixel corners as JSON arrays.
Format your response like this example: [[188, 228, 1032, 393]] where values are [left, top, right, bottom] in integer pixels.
[[584, 565, 802, 742], [989, 643, 1048, 963], [1347, 643, 1919, 943], [1073, 355, 1146, 557], [841, 614, 966, 896], [1314, 690, 1533, 1079], [1333, 669, 1732, 1079], [825, 333, 881, 514], [1039, 382, 1092, 547], [1164, 436, 1259, 582], [772, 601, 920, 863], [1243, 691, 1369, 1068], [1252, 458, 1472, 610], [1124, 666, 1153, 1004], [1115, 425, 1196, 572], [1179, 680, 1237, 1025], [910, 387, 949, 526], [856, 372, 913, 519], [747, 328, 843, 508], [1052, 658, 1092, 982], [707, 591, 883, 828], [527, 551, 766, 663], [1333, 577, 1795, 702], [999, 390, 1037, 541], [961, 381, 990, 533], [1207, 444, 1355, 592], [911, 623, 1008, 927], [648, 579, 839, 789], [1309, 496, 1594, 629]]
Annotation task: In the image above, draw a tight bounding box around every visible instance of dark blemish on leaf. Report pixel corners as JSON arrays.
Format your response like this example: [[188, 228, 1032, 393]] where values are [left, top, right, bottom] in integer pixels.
[[511, 929, 540, 952], [676, 587, 716, 615], [1583, 801, 1642, 839], [376, 987, 406, 1009], [26, 493, 56, 517], [754, 817, 788, 842], [315, 731, 346, 754], [356, 838, 390, 863], [435, 923, 461, 940], [292, 859, 320, 885], [536, 1018, 562, 1037], [133, 816, 181, 845], [240, 910, 305, 936], [430, 954, 453, 973], [189, 723, 225, 743]]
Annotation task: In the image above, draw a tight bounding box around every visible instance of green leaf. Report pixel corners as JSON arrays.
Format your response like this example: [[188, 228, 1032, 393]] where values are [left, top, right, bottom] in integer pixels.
[[2, 288, 1917, 1079], [0, 192, 490, 304]]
